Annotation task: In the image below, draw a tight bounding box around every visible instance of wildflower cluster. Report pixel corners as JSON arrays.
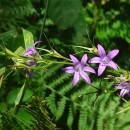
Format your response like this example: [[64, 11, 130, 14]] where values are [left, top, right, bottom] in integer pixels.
[[1, 36, 130, 99], [22, 42, 130, 98], [63, 44, 119, 87]]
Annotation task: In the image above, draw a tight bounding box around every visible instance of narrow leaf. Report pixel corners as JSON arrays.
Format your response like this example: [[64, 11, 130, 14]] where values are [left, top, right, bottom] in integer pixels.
[[15, 80, 26, 114]]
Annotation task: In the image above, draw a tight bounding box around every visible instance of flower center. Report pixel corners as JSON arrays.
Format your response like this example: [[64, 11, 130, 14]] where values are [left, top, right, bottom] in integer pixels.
[[75, 64, 82, 72], [102, 57, 109, 65]]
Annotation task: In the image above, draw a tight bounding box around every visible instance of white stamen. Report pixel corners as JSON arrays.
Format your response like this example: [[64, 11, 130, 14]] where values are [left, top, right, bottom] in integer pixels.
[[102, 57, 109, 65]]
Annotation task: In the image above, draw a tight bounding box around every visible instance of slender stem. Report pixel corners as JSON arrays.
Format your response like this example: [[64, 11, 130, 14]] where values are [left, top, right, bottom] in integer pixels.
[[38, 60, 72, 65], [116, 106, 130, 114], [51, 61, 73, 65], [78, 91, 97, 98], [39, 0, 50, 40], [70, 45, 91, 51], [86, 29, 94, 47]]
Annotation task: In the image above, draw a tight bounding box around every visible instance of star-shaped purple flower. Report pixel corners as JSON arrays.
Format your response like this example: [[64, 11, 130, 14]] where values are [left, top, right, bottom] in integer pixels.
[[88, 44, 119, 76], [23, 41, 42, 76], [63, 54, 96, 86]]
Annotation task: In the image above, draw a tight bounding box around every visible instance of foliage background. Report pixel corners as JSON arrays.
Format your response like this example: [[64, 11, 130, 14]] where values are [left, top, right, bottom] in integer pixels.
[[0, 0, 130, 130]]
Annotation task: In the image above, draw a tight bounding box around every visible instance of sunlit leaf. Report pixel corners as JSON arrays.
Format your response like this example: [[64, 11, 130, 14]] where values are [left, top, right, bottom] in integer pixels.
[[21, 28, 34, 50]]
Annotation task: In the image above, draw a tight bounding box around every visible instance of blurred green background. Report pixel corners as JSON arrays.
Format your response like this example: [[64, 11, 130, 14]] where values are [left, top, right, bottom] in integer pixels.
[[1, 0, 130, 130]]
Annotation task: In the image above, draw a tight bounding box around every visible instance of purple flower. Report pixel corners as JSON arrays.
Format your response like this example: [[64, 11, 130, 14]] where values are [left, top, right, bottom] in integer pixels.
[[63, 54, 96, 86], [24, 41, 42, 57], [115, 74, 130, 97], [115, 82, 130, 97], [23, 41, 42, 76], [23, 68, 34, 77], [89, 44, 119, 76]]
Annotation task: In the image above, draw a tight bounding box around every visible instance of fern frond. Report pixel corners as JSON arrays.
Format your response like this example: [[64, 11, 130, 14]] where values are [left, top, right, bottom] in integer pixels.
[[46, 93, 57, 115], [56, 97, 66, 121]]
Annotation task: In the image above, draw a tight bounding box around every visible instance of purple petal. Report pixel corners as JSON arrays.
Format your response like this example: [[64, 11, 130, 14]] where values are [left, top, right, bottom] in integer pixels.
[[27, 60, 37, 66], [88, 57, 101, 63], [115, 84, 124, 89], [98, 64, 106, 76], [128, 91, 130, 97], [24, 48, 35, 56], [80, 71, 91, 84], [72, 72, 79, 86], [107, 61, 118, 70], [120, 89, 128, 97], [83, 66, 96, 74], [81, 54, 88, 66], [70, 54, 79, 65], [107, 49, 119, 60], [23, 69, 34, 77], [34, 41, 42, 47], [63, 66, 75, 73], [97, 44, 106, 58]]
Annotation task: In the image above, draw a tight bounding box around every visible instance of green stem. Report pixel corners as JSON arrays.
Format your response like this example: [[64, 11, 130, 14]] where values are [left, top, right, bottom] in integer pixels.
[[51, 61, 73, 65], [38, 60, 72, 65], [0, 52, 5, 55], [70, 45, 92, 51], [39, 0, 50, 40]]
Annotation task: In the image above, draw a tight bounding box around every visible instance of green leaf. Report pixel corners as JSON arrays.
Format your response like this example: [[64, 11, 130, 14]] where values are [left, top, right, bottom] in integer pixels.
[[0, 67, 6, 76], [11, 46, 25, 62], [48, 0, 82, 28], [14, 46, 25, 56], [0, 28, 34, 52], [6, 87, 33, 105], [15, 80, 26, 107], [23, 89, 33, 102], [21, 28, 34, 49], [6, 88, 20, 105], [0, 29, 17, 41]]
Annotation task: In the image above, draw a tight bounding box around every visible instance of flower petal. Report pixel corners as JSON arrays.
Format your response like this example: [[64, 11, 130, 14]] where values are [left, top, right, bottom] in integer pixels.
[[83, 66, 96, 74], [128, 91, 130, 97], [97, 44, 106, 57], [80, 71, 91, 84], [98, 64, 106, 76], [27, 60, 37, 66], [81, 54, 88, 66], [88, 57, 101, 63], [120, 89, 128, 97], [115, 84, 124, 89], [72, 72, 80, 86], [24, 48, 35, 56], [70, 54, 79, 65], [34, 41, 42, 47], [107, 61, 118, 70], [107, 49, 119, 60], [63, 66, 75, 73], [23, 69, 34, 77]]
